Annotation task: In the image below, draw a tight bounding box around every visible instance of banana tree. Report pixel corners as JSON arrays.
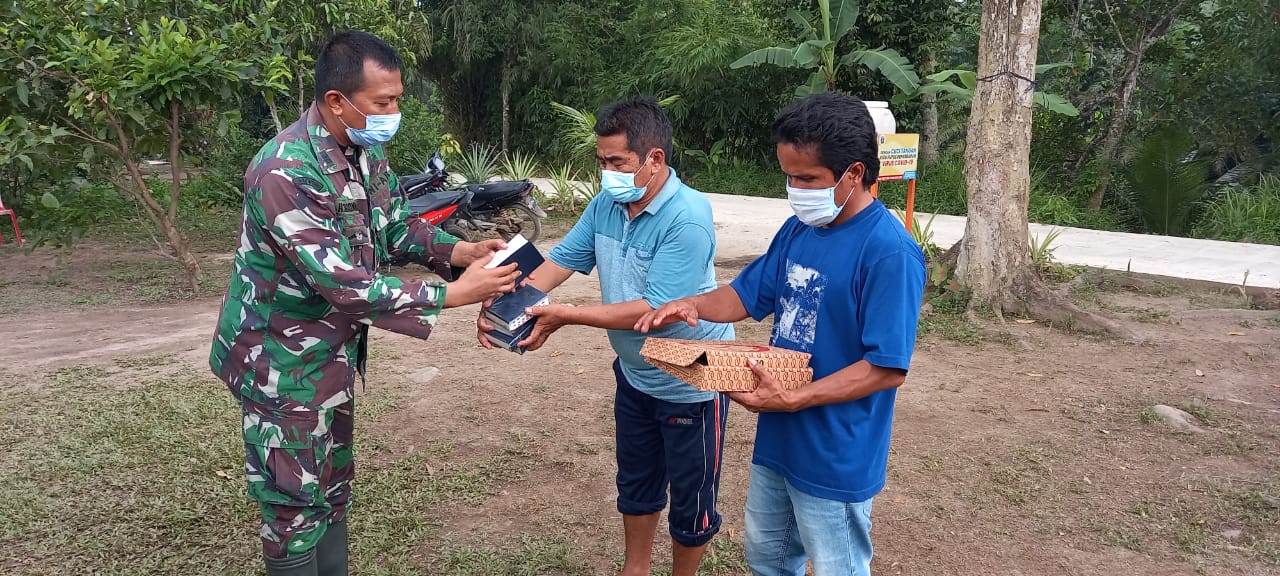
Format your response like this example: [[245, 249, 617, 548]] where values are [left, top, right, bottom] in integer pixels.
[[729, 0, 920, 96], [550, 96, 682, 171], [893, 63, 1080, 116]]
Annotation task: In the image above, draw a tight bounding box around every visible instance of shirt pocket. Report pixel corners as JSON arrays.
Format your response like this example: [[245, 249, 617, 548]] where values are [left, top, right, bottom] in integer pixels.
[[623, 246, 655, 301], [337, 202, 374, 271]]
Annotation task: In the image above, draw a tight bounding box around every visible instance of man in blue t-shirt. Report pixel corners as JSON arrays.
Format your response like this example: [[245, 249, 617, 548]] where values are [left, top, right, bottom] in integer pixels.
[[637, 92, 926, 575], [477, 98, 735, 576]]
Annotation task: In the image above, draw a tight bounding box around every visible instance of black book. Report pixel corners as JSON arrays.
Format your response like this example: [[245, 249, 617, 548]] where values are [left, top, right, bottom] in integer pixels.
[[485, 284, 549, 334], [486, 234, 544, 287], [483, 234, 548, 352], [484, 316, 537, 354]]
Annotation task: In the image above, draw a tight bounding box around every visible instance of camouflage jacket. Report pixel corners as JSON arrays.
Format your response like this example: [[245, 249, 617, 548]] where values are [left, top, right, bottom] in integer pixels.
[[210, 104, 457, 434]]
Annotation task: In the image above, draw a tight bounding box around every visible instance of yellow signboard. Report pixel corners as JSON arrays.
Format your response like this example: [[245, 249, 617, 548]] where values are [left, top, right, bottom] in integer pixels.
[[877, 133, 920, 181]]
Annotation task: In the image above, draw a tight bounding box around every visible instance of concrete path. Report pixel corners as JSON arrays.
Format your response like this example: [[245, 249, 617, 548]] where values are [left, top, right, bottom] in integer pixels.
[[530, 178, 1280, 289]]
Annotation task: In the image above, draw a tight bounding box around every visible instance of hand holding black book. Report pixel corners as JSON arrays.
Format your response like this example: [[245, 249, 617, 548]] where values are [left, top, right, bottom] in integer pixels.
[[482, 234, 548, 354]]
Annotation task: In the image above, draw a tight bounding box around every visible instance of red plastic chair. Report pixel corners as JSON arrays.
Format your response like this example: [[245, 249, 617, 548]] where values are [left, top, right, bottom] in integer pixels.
[[0, 195, 23, 247]]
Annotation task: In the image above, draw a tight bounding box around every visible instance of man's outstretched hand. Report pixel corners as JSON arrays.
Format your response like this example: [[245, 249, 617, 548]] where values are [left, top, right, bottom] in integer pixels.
[[444, 255, 519, 308], [633, 298, 699, 333], [515, 304, 571, 352], [451, 239, 507, 267]]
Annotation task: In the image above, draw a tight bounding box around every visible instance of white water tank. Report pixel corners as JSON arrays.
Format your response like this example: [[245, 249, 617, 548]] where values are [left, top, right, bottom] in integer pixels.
[[864, 100, 896, 134]]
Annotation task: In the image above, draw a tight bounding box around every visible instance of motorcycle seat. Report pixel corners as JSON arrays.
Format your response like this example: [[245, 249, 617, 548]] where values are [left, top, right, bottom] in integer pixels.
[[408, 188, 470, 214], [464, 180, 531, 202], [400, 173, 432, 188]]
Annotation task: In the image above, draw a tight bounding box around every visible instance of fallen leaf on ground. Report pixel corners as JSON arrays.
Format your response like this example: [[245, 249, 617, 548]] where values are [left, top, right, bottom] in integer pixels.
[[214, 470, 231, 479], [550, 351, 564, 358]]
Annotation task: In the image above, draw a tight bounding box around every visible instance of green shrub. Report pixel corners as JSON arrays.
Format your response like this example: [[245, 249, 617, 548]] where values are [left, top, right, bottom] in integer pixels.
[[18, 180, 132, 250], [455, 143, 502, 184], [1123, 126, 1209, 236], [1028, 192, 1086, 227], [685, 158, 781, 198], [878, 153, 968, 216], [500, 151, 541, 181], [200, 123, 260, 191], [1193, 174, 1280, 245], [386, 94, 446, 175]]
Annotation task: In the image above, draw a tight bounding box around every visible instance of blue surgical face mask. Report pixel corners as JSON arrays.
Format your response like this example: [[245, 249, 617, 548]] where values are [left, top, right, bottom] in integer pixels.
[[786, 169, 854, 227], [338, 94, 401, 147], [601, 152, 655, 204]]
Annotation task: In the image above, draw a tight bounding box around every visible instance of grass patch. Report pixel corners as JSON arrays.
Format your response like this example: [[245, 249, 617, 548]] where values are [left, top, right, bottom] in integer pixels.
[[46, 365, 110, 385], [114, 353, 178, 369], [105, 260, 180, 283], [134, 285, 173, 302], [434, 534, 589, 576], [1103, 526, 1147, 552], [0, 369, 540, 575], [1114, 481, 1280, 564], [1110, 305, 1173, 323], [918, 286, 983, 345], [70, 294, 115, 306], [919, 313, 981, 345], [1175, 403, 1218, 427]]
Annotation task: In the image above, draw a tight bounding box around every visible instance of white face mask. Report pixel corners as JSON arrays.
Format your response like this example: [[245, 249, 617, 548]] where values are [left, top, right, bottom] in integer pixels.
[[786, 169, 854, 227]]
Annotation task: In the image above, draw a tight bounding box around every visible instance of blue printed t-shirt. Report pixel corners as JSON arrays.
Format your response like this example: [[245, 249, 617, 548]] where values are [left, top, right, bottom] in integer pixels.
[[730, 199, 926, 502], [549, 169, 734, 403]]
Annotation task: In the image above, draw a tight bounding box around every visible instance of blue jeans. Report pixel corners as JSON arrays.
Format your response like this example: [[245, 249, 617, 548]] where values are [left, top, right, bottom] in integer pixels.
[[744, 464, 874, 576]]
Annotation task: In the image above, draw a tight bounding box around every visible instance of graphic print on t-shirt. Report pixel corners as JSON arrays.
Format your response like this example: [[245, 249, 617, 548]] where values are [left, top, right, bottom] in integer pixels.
[[773, 261, 827, 351]]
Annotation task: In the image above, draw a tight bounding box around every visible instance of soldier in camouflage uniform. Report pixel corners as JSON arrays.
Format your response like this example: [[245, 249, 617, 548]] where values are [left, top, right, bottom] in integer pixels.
[[209, 31, 520, 576]]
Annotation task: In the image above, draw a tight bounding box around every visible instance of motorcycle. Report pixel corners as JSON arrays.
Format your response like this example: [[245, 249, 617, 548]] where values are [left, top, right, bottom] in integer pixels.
[[402, 151, 547, 244]]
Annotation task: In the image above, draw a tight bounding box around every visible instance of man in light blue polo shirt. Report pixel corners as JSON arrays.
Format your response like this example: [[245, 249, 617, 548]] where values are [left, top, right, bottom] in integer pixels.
[[477, 97, 733, 576]]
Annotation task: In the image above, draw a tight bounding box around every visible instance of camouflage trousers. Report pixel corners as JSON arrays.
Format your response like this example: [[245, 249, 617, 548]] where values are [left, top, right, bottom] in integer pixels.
[[241, 399, 355, 559]]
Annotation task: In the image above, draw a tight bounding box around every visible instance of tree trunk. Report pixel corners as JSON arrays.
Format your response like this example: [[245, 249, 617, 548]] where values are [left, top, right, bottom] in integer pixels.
[[500, 59, 512, 157], [921, 51, 940, 165], [108, 105, 201, 293], [297, 70, 307, 118], [1087, 52, 1143, 211], [953, 0, 1128, 337], [267, 96, 284, 133], [167, 100, 183, 225], [922, 96, 939, 164], [1087, 0, 1190, 211]]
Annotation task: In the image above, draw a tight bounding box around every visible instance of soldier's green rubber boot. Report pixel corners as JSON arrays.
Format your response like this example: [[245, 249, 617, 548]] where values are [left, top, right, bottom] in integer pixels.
[[263, 549, 317, 576], [316, 518, 349, 576]]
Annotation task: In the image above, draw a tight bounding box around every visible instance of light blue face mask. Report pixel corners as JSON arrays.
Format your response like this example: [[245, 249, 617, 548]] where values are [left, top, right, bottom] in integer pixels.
[[600, 152, 655, 204], [339, 93, 401, 147], [786, 168, 854, 227]]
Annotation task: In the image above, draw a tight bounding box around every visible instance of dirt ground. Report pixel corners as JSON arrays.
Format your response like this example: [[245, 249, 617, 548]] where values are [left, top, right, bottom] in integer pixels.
[[1, 230, 1278, 575]]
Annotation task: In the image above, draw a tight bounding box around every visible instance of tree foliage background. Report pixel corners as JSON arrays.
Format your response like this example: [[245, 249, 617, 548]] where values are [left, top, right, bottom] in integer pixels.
[[1, 0, 1277, 286]]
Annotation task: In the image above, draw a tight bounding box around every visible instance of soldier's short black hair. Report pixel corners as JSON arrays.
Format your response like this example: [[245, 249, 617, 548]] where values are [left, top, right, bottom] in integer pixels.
[[771, 92, 880, 186], [594, 98, 674, 163], [314, 31, 403, 101]]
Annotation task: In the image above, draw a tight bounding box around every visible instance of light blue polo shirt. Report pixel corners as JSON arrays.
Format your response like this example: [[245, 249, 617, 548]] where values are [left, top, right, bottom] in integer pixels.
[[549, 169, 734, 403]]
